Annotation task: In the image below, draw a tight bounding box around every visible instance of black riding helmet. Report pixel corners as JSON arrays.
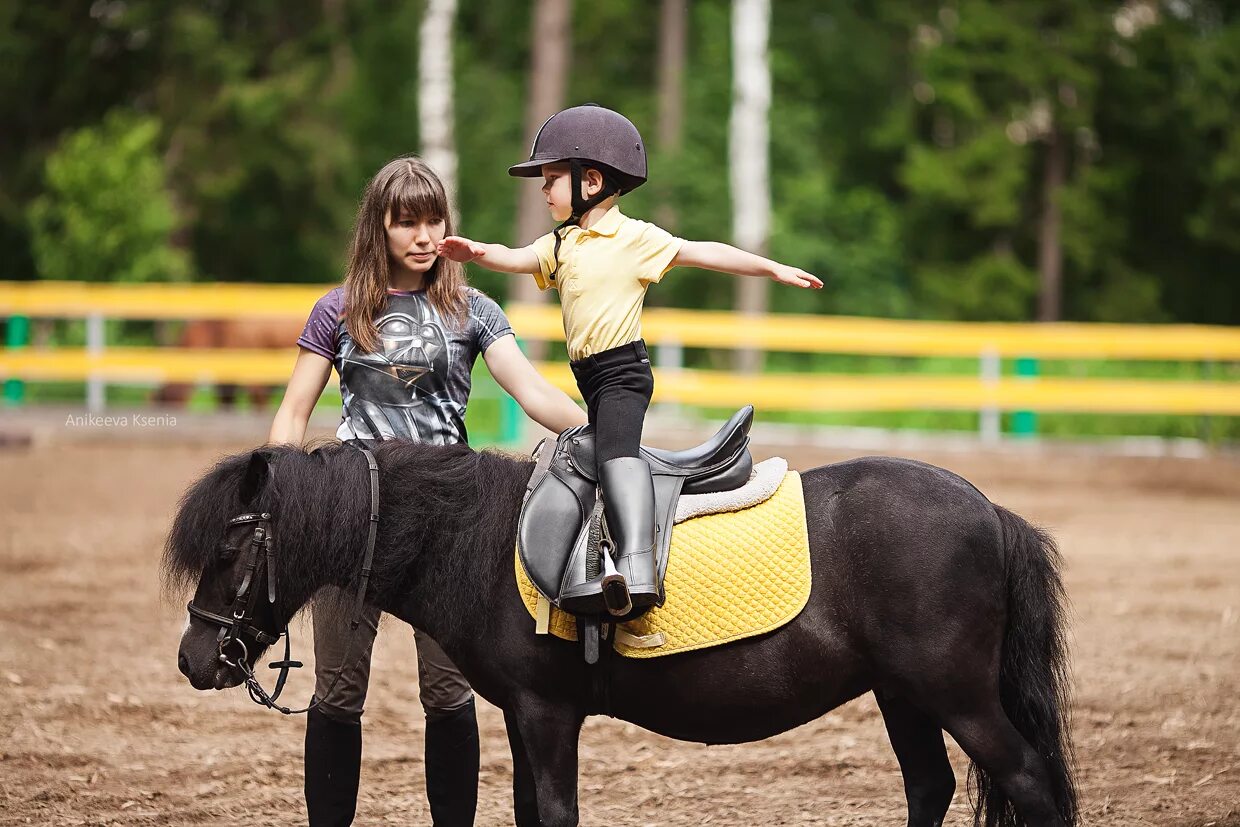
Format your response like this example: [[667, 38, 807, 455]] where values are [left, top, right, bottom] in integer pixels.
[[509, 103, 647, 221], [510, 104, 648, 280]]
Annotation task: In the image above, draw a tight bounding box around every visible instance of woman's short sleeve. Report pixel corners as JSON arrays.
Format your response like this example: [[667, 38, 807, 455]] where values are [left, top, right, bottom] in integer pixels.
[[469, 291, 514, 353], [296, 288, 344, 361]]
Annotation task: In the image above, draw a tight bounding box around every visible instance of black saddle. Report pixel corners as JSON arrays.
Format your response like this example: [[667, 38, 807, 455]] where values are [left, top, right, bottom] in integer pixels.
[[518, 406, 754, 619]]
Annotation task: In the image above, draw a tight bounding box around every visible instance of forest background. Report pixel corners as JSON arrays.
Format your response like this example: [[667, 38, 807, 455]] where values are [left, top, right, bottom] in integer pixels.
[[3, 1, 1239, 437]]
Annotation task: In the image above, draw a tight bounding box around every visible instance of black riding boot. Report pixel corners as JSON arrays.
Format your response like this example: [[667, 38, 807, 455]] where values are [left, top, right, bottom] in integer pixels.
[[600, 456, 659, 611], [424, 698, 480, 827], [305, 707, 362, 827]]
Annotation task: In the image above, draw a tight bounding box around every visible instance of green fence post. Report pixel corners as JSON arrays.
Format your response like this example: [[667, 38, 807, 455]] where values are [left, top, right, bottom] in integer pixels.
[[4, 315, 29, 405], [1012, 357, 1039, 437]]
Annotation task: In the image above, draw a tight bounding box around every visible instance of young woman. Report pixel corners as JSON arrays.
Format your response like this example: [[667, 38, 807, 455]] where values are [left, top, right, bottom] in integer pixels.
[[269, 155, 585, 826]]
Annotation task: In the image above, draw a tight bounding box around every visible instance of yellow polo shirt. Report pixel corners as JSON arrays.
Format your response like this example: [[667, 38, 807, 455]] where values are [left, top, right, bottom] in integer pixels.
[[530, 206, 683, 361]]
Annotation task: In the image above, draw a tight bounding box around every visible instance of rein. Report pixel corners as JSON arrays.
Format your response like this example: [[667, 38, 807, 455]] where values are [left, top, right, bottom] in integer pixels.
[[186, 446, 381, 715]]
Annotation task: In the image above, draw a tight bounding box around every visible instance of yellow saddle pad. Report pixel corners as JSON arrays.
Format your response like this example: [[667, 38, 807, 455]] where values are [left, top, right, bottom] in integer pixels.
[[515, 470, 811, 658]]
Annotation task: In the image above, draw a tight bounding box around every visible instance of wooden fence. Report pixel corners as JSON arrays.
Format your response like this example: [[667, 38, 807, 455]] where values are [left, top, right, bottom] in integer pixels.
[[3, 282, 1239, 440]]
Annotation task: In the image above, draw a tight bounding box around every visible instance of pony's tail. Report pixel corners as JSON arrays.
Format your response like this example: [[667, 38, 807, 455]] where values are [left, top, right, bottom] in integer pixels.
[[970, 506, 1079, 827]]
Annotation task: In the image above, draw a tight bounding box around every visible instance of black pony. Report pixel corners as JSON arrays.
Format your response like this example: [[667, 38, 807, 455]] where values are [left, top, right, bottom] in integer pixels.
[[165, 440, 1078, 827]]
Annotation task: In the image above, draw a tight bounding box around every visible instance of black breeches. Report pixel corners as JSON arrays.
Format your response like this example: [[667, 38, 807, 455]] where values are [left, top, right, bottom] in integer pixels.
[[570, 340, 654, 465]]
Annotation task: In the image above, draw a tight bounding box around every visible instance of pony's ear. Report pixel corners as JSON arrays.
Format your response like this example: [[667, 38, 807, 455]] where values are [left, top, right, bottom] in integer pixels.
[[239, 450, 271, 505]]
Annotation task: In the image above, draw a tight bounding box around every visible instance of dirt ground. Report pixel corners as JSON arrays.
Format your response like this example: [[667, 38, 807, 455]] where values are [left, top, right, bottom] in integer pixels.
[[1, 424, 1237, 826]]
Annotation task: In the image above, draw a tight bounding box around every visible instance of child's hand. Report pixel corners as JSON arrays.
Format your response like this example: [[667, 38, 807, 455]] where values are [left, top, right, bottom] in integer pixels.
[[438, 236, 486, 263], [771, 265, 823, 289]]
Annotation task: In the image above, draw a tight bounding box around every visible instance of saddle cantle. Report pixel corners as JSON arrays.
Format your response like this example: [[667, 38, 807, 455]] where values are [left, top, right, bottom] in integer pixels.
[[517, 406, 755, 625]]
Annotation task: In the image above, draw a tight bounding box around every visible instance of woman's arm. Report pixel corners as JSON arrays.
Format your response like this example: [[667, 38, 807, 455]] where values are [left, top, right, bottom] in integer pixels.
[[439, 237, 541, 275], [268, 348, 333, 445], [673, 240, 823, 289], [482, 335, 587, 434]]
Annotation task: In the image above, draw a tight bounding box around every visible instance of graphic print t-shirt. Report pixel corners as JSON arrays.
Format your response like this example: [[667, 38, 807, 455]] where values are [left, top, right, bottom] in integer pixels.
[[296, 287, 512, 444]]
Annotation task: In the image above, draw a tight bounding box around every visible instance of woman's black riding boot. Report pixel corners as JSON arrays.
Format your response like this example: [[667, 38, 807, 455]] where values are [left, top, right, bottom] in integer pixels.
[[424, 698, 480, 827], [305, 707, 363, 827], [600, 457, 659, 610]]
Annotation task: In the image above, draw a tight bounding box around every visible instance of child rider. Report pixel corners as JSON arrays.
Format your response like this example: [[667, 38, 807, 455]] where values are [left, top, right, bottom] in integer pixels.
[[439, 104, 821, 616]]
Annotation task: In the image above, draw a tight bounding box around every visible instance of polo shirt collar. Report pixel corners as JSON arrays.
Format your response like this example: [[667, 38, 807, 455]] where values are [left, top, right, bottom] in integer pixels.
[[583, 205, 625, 237]]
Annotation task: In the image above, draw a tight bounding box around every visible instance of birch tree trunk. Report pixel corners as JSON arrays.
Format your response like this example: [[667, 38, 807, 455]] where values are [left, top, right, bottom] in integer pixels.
[[730, 0, 771, 373], [513, 0, 572, 307], [322, 0, 354, 100], [418, 0, 459, 213], [655, 0, 688, 231]]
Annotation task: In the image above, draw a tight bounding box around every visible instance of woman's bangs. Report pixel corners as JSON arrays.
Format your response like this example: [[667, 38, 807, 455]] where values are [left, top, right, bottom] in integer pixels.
[[388, 172, 445, 223]]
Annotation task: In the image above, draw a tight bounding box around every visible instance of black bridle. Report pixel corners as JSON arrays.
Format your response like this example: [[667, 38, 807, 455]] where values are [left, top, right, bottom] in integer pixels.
[[186, 446, 381, 715]]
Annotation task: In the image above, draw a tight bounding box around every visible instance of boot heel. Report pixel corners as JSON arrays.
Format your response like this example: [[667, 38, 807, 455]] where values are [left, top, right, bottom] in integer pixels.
[[599, 547, 632, 617]]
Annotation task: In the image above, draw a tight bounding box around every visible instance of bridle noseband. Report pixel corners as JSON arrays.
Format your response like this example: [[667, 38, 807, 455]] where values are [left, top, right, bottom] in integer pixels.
[[185, 446, 381, 715]]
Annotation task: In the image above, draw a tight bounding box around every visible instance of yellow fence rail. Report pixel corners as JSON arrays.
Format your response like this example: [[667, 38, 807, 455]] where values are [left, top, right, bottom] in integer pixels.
[[3, 282, 1239, 431], [3, 348, 1237, 416]]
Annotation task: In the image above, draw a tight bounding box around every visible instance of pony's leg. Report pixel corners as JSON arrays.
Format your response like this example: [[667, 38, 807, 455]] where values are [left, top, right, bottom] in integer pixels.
[[875, 690, 955, 827], [940, 701, 1066, 827], [504, 710, 541, 827], [509, 699, 585, 827]]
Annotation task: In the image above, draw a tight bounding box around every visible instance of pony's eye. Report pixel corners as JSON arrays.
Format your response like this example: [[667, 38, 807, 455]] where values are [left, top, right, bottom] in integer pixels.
[[218, 544, 238, 562]]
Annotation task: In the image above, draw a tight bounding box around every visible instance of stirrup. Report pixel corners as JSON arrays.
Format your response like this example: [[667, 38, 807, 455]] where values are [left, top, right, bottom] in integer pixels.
[[599, 542, 632, 617]]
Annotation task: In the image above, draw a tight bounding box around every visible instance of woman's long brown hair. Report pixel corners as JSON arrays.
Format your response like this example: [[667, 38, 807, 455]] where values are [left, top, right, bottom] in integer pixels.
[[343, 156, 468, 353]]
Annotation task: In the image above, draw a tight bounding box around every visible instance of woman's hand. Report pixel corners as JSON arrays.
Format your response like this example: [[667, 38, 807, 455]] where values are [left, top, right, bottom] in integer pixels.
[[438, 236, 486, 263], [770, 264, 823, 290]]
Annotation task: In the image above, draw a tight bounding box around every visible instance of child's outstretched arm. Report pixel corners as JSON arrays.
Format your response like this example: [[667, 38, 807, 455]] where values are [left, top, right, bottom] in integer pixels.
[[439, 236, 540, 275], [673, 241, 823, 289]]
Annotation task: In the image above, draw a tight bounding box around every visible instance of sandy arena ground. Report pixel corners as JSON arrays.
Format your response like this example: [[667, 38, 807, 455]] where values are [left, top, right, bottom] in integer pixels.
[[1, 422, 1237, 825]]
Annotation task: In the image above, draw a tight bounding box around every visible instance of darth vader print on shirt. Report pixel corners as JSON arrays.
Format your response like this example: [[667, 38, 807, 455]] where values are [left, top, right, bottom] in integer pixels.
[[296, 287, 513, 446], [338, 295, 457, 443]]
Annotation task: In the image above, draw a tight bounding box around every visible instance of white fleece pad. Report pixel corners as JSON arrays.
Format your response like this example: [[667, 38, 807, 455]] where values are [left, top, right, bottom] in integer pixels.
[[673, 456, 789, 524]]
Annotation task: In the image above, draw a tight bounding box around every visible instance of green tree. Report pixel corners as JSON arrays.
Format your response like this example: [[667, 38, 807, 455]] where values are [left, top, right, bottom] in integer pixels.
[[27, 111, 191, 282], [0, 0, 165, 279], [4, 0, 1240, 326]]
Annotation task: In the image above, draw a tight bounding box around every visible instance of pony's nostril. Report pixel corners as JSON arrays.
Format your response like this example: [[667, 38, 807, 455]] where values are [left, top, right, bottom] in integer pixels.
[[178, 652, 191, 677]]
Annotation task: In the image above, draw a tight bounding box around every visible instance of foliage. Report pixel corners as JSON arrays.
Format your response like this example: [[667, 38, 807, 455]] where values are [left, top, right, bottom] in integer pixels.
[[2, 0, 1240, 323], [27, 110, 191, 282]]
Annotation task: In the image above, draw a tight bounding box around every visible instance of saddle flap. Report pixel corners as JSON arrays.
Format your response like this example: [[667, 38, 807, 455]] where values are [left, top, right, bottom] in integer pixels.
[[517, 463, 596, 601]]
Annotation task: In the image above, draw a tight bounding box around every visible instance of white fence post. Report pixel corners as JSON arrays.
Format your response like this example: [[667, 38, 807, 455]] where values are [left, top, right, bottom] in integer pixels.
[[979, 346, 1000, 443], [86, 312, 106, 413]]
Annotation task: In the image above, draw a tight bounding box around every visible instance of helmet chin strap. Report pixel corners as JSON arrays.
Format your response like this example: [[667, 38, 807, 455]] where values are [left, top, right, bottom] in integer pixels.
[[568, 159, 618, 220], [549, 159, 618, 284]]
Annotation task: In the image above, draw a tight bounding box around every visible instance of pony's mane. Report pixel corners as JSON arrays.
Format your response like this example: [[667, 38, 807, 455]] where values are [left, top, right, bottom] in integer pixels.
[[162, 439, 534, 640], [161, 442, 368, 598], [363, 440, 534, 640]]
